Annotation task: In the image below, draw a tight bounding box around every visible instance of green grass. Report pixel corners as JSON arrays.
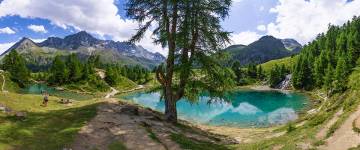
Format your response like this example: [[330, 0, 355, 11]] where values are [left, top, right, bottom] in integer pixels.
[[143, 126, 161, 144], [352, 119, 360, 133], [170, 133, 230, 150], [115, 76, 138, 92], [2, 72, 20, 92], [0, 92, 100, 150], [108, 141, 127, 150], [349, 145, 360, 150], [260, 55, 298, 73]]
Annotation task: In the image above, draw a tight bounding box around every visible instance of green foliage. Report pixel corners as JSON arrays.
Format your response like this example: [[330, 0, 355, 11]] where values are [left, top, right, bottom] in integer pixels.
[[66, 54, 83, 82], [49, 55, 68, 84], [231, 61, 266, 86], [292, 16, 360, 92], [286, 122, 296, 133], [334, 56, 348, 92], [119, 65, 151, 84], [47, 54, 111, 92], [104, 64, 143, 90], [260, 56, 297, 73], [247, 64, 257, 78], [324, 63, 334, 92], [2, 50, 30, 87], [268, 64, 288, 88], [127, 0, 235, 122], [170, 133, 229, 150]]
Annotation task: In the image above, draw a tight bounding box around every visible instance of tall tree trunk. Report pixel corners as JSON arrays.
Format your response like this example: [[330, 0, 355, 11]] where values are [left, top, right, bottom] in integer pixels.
[[163, 0, 178, 123], [164, 95, 177, 122]]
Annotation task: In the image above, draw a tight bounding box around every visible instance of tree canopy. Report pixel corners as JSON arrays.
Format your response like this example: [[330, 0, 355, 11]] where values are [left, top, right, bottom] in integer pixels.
[[126, 0, 235, 122], [292, 16, 360, 94]]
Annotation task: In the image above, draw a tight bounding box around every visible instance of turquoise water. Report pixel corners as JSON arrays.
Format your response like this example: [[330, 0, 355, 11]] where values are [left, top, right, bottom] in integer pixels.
[[121, 90, 309, 127], [20, 84, 97, 101]]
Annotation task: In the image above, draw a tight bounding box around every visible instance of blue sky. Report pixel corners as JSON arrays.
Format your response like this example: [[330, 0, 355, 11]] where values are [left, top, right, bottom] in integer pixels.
[[0, 0, 360, 55]]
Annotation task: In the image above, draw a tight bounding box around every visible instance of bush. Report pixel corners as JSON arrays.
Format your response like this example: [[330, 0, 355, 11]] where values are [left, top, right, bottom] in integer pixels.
[[286, 123, 296, 133]]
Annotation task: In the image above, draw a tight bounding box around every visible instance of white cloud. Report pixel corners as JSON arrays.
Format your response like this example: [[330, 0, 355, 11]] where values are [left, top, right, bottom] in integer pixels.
[[0, 27, 15, 34], [0, 0, 166, 55], [266, 0, 360, 44], [0, 42, 15, 55], [256, 24, 266, 31], [231, 31, 261, 45], [27, 24, 47, 33]]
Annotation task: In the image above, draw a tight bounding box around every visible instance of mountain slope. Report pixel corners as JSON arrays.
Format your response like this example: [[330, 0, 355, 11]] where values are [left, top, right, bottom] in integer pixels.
[[226, 36, 301, 65], [1, 31, 166, 69]]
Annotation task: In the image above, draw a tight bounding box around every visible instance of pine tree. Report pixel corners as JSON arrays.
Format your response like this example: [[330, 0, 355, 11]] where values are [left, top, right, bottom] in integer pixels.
[[334, 56, 347, 92], [2, 50, 30, 87], [324, 63, 334, 93], [127, 0, 234, 122], [231, 61, 241, 83], [49, 56, 68, 85], [66, 54, 83, 82], [269, 64, 281, 88], [257, 65, 265, 80]]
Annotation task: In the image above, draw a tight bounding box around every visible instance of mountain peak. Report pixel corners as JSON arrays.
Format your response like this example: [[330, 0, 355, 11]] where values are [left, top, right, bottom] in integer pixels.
[[281, 38, 302, 52], [64, 31, 95, 40], [258, 35, 277, 41], [226, 35, 300, 65], [1, 37, 38, 56], [61, 31, 99, 49], [19, 37, 34, 43]]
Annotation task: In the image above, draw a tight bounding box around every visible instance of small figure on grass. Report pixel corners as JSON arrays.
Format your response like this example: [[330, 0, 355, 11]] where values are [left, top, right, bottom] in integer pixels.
[[41, 91, 49, 107]]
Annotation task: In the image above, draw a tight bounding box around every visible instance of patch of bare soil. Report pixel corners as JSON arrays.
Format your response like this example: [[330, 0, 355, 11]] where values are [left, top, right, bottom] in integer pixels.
[[319, 105, 360, 150], [316, 108, 343, 139], [71, 99, 236, 150], [198, 125, 281, 143]]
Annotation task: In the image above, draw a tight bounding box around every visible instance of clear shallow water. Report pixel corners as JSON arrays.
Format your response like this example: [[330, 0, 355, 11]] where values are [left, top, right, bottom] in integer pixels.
[[20, 84, 97, 101], [121, 90, 309, 127]]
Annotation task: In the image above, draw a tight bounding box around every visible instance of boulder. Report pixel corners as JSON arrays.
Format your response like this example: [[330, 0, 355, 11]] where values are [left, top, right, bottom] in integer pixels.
[[15, 111, 27, 119]]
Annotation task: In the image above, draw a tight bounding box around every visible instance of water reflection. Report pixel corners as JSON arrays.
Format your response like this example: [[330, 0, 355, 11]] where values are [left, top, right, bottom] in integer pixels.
[[121, 90, 308, 127]]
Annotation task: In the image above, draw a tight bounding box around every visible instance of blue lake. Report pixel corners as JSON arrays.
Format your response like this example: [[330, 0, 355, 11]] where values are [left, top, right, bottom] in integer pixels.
[[20, 84, 97, 101], [121, 90, 309, 127]]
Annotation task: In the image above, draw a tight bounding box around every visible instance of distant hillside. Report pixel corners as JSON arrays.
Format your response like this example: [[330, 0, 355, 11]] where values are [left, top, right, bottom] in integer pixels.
[[225, 35, 301, 65], [1, 31, 166, 69], [259, 55, 298, 73]]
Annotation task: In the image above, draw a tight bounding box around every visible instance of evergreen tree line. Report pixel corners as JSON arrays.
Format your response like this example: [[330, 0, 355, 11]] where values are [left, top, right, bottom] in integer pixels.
[[292, 16, 360, 94], [268, 64, 288, 88], [231, 61, 265, 85], [1, 51, 151, 90], [48, 54, 101, 85], [104, 64, 151, 87]]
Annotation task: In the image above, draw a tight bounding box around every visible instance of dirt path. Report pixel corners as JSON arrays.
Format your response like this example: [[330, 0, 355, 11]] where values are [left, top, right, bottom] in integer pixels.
[[199, 125, 283, 143], [105, 87, 119, 98], [72, 99, 234, 150], [319, 105, 360, 150], [316, 109, 343, 139]]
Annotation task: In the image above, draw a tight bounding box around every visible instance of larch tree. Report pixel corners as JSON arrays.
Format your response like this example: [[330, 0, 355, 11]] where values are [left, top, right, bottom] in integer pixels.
[[126, 0, 235, 122], [2, 50, 30, 87]]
